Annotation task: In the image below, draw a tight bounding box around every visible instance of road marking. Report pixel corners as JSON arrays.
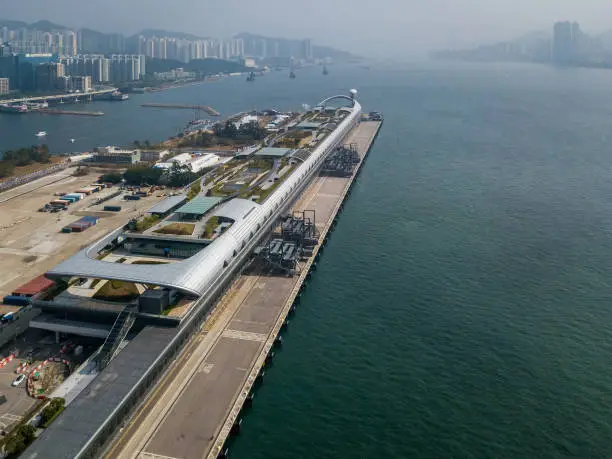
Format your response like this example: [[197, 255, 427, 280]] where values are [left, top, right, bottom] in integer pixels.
[[199, 363, 214, 374], [138, 452, 182, 459], [221, 329, 267, 342]]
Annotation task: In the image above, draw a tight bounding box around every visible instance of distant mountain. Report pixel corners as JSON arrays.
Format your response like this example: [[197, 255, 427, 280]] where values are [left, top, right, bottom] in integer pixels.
[[0, 19, 28, 30], [0, 19, 68, 31], [313, 44, 355, 60], [431, 29, 552, 63], [28, 20, 69, 31]]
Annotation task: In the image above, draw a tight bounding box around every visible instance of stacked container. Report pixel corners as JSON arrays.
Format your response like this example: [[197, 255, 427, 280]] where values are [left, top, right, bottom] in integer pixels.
[[63, 216, 99, 233]]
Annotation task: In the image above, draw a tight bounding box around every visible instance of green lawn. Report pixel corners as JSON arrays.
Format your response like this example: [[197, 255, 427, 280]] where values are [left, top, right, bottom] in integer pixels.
[[201, 216, 219, 239], [153, 223, 196, 236]]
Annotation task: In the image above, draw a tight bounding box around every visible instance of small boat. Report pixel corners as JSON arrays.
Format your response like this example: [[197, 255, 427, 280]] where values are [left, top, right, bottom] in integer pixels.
[[35, 131, 47, 137], [246, 72, 256, 82], [322, 66, 329, 75], [69, 138, 75, 143], [289, 71, 296, 79]]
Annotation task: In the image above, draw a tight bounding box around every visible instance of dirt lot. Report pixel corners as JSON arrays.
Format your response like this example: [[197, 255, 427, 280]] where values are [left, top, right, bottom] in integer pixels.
[[0, 168, 164, 299]]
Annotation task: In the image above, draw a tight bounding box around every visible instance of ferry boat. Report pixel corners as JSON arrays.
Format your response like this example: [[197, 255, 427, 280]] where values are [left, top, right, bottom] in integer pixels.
[[0, 103, 28, 113], [111, 91, 129, 101]]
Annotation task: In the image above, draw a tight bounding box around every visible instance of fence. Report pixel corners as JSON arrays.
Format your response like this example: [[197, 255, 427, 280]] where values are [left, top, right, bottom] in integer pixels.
[[0, 161, 71, 192]]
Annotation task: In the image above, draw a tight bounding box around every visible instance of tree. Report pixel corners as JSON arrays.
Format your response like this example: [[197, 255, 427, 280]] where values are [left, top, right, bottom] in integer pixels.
[[99, 172, 123, 184], [72, 166, 89, 177], [239, 121, 267, 140], [144, 140, 151, 149], [167, 163, 196, 187], [40, 397, 65, 426], [187, 180, 201, 200], [123, 166, 164, 185], [133, 140, 141, 148], [215, 120, 238, 139], [0, 161, 15, 178]]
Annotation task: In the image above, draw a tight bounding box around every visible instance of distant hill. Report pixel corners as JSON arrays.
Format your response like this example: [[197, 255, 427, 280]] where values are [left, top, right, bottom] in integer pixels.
[[0, 19, 68, 31], [0, 19, 29, 30], [28, 20, 69, 31]]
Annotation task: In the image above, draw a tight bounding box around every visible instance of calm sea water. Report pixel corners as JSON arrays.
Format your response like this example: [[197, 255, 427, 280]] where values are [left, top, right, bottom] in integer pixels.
[[6, 62, 612, 458]]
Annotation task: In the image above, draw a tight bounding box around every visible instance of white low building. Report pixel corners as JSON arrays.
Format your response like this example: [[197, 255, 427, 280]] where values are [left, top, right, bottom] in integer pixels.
[[189, 153, 219, 173], [234, 114, 259, 130], [153, 152, 193, 170]]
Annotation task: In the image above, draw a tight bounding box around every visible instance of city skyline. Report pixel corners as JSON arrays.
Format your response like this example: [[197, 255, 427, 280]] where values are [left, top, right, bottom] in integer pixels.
[[7, 0, 612, 56]]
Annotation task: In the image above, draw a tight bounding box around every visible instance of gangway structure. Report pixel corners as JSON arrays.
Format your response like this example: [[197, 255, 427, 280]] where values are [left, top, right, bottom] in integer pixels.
[[96, 306, 136, 370], [255, 210, 318, 273], [321, 143, 360, 177]]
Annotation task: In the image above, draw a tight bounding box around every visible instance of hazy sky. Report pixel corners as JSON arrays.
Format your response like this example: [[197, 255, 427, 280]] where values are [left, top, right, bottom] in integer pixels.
[[5, 0, 612, 55]]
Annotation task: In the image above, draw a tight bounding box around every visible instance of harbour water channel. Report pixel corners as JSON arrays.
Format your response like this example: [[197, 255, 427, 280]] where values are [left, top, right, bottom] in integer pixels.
[[5, 61, 612, 457]]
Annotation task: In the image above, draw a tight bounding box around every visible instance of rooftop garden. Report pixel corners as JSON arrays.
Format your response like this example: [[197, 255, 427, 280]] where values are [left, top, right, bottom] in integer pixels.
[[153, 222, 196, 236]]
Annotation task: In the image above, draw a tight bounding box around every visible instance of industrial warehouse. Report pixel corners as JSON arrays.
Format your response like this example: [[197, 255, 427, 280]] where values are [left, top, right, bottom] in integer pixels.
[[19, 92, 383, 459]]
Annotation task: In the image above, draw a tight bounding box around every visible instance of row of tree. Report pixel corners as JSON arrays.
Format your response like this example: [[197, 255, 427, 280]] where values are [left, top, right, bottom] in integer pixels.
[[214, 121, 267, 141], [0, 144, 52, 178], [100, 163, 201, 188]]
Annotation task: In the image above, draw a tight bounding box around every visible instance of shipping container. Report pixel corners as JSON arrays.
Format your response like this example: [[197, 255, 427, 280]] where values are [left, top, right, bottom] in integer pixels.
[[103, 205, 122, 212], [67, 226, 84, 232], [124, 195, 141, 201], [12, 275, 55, 297], [58, 196, 76, 203], [3, 295, 30, 307], [75, 216, 98, 226], [61, 227, 73, 233], [50, 200, 69, 207], [65, 193, 84, 200], [70, 221, 91, 229]]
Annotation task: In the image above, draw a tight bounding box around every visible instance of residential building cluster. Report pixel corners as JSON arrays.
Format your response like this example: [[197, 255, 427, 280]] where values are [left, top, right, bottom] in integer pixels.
[[1, 27, 77, 56], [0, 22, 321, 93], [0, 51, 145, 93], [138, 36, 245, 62], [154, 67, 196, 81], [60, 55, 146, 83]]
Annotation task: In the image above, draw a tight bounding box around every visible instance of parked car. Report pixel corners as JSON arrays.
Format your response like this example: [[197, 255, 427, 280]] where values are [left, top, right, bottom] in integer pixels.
[[11, 374, 25, 387]]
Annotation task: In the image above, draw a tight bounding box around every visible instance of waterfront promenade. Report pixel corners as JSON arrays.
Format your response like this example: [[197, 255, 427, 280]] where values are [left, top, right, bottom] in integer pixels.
[[105, 120, 381, 459]]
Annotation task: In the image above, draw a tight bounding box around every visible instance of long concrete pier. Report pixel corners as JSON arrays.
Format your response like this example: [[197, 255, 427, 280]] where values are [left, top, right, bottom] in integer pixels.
[[141, 103, 220, 116], [105, 120, 382, 459]]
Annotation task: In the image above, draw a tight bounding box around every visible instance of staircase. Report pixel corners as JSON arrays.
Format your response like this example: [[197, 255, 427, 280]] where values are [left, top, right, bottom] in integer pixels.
[[96, 306, 136, 370]]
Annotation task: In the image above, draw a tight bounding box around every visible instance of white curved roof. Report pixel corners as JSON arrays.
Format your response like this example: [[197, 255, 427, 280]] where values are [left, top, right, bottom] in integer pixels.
[[46, 199, 262, 297]]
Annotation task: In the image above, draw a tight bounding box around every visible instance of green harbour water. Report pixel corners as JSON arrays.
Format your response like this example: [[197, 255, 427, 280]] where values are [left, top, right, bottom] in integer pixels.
[[4, 61, 612, 458]]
